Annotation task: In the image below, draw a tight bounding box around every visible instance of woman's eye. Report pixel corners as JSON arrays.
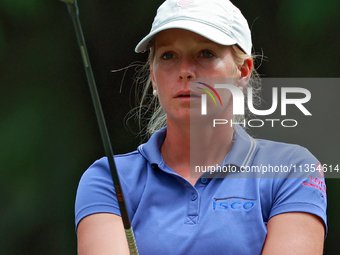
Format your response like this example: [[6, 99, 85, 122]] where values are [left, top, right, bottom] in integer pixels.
[[161, 52, 175, 59], [200, 50, 214, 58]]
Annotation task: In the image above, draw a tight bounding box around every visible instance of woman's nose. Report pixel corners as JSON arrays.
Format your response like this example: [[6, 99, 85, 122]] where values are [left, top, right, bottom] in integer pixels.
[[178, 57, 196, 81]]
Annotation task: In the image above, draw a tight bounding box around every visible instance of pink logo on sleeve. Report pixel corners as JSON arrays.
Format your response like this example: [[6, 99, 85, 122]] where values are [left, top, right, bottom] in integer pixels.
[[302, 175, 326, 195], [316, 162, 324, 178]]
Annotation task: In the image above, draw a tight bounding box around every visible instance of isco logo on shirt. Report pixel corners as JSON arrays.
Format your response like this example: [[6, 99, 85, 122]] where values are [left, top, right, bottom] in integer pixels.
[[213, 197, 256, 211]]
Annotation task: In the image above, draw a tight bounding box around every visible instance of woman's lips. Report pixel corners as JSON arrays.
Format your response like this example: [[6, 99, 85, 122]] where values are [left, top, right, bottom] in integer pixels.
[[175, 90, 200, 98], [176, 94, 200, 101]]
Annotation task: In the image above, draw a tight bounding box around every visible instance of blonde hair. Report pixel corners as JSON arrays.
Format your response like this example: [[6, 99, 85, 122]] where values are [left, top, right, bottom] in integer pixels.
[[129, 45, 262, 138], [230, 45, 262, 124]]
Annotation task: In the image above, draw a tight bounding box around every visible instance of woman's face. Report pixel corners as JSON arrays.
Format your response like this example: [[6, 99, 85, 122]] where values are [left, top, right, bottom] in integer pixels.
[[150, 28, 249, 125]]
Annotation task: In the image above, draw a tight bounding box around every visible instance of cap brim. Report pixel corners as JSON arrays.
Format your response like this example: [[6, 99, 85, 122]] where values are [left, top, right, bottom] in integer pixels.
[[135, 20, 237, 53]]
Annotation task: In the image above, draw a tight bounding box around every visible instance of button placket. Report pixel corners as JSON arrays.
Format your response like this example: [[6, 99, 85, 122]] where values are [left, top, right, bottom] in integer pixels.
[[201, 178, 208, 184], [185, 188, 200, 225], [191, 193, 198, 201]]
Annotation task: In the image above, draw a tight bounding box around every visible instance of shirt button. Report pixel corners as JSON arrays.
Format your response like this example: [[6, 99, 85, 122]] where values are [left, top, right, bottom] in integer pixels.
[[201, 178, 208, 184], [191, 193, 198, 201]]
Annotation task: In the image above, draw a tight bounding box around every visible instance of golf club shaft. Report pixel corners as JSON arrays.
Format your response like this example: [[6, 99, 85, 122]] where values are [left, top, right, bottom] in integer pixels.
[[62, 1, 138, 254]]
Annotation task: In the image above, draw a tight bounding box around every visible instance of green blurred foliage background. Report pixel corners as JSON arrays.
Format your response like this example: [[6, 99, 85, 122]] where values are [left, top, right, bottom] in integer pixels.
[[0, 0, 339, 254]]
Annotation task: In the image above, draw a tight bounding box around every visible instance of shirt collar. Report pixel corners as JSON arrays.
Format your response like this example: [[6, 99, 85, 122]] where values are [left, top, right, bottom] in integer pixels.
[[221, 125, 259, 168], [137, 127, 167, 165], [138, 125, 259, 169]]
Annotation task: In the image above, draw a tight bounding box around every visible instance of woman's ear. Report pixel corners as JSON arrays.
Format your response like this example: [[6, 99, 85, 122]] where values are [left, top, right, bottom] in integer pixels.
[[238, 58, 253, 88]]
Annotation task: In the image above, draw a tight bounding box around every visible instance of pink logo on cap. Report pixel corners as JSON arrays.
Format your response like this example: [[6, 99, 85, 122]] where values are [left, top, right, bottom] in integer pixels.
[[177, 0, 194, 7]]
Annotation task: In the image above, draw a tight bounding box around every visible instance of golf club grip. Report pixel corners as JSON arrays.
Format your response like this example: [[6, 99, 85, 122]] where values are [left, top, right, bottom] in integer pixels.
[[125, 227, 139, 255], [64, 1, 139, 254]]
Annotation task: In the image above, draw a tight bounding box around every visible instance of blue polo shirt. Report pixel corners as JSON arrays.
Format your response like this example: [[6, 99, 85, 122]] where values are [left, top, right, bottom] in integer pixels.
[[75, 126, 327, 255]]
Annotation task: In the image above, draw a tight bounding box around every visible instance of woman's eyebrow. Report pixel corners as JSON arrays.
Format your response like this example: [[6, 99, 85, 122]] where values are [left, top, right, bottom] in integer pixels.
[[156, 41, 173, 48], [198, 39, 215, 44]]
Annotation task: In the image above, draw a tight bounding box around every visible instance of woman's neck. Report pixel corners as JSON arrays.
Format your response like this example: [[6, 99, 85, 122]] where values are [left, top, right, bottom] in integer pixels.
[[160, 117, 234, 184]]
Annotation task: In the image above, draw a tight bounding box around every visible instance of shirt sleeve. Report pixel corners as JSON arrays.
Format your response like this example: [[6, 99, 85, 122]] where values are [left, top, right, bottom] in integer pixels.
[[268, 146, 327, 233], [74, 157, 121, 230]]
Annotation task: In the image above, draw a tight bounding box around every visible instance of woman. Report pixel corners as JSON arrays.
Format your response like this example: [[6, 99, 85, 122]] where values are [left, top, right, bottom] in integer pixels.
[[75, 0, 327, 254]]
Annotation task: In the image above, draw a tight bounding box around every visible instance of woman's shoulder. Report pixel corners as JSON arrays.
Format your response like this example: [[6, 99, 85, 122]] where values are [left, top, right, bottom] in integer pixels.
[[254, 135, 304, 150], [249, 138, 327, 231], [255, 136, 318, 163], [75, 149, 151, 227], [233, 126, 319, 174], [79, 128, 166, 190], [83, 149, 149, 180], [254, 138, 321, 176]]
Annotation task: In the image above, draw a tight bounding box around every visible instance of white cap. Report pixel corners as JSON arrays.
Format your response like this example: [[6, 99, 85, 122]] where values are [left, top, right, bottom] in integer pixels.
[[135, 0, 252, 55]]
